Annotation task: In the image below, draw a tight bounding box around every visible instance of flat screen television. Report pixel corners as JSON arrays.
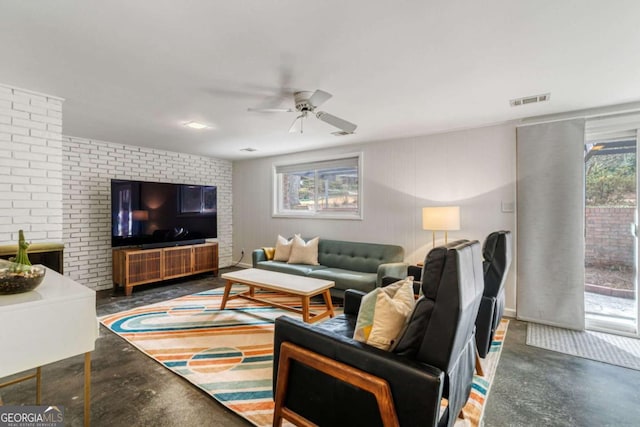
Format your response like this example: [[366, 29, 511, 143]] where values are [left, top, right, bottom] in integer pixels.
[[111, 179, 217, 248]]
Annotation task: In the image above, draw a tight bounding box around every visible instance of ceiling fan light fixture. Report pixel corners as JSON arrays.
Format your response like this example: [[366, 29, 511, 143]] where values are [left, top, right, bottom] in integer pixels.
[[289, 114, 305, 133], [183, 121, 209, 130], [247, 88, 357, 135]]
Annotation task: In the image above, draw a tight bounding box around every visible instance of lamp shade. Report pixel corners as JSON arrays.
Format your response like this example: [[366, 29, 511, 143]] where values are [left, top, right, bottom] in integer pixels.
[[422, 206, 460, 231], [132, 210, 149, 221]]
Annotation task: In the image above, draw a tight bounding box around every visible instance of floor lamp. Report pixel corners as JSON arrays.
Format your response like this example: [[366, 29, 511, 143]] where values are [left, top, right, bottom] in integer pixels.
[[422, 206, 461, 248]]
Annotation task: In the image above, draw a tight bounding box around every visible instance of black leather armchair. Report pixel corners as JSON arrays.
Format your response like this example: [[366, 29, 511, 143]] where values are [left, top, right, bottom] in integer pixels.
[[383, 240, 470, 294], [475, 231, 512, 358], [273, 240, 484, 427]]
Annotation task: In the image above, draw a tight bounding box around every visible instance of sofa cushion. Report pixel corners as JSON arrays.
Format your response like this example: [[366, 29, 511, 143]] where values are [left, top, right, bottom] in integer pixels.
[[317, 239, 404, 273], [288, 236, 319, 265], [308, 268, 378, 293], [255, 261, 327, 276], [353, 278, 416, 350], [274, 234, 298, 262]]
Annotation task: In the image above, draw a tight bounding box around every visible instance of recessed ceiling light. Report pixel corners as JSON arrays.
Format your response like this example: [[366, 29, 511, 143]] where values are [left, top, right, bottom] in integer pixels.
[[183, 121, 209, 130], [240, 147, 257, 152]]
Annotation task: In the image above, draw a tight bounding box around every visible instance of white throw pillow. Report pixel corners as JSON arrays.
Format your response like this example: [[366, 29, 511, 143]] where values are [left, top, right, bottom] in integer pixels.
[[353, 278, 416, 351], [273, 234, 298, 262], [287, 235, 320, 265]]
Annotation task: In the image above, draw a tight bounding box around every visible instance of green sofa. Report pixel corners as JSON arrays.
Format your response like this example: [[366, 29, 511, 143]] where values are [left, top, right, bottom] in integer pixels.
[[251, 238, 408, 298]]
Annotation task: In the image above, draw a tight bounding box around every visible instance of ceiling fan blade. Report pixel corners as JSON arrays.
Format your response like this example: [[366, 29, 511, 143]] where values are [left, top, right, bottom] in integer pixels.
[[308, 90, 332, 108], [245, 64, 295, 111], [315, 111, 357, 133], [289, 115, 303, 133], [247, 107, 293, 113]]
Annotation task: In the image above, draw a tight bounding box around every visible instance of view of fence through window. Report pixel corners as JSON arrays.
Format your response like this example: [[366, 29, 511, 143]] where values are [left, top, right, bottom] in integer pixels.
[[584, 138, 637, 330], [275, 156, 360, 217]]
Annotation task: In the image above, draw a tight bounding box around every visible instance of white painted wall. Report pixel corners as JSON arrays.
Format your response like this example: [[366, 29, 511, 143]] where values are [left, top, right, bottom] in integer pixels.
[[233, 123, 518, 313]]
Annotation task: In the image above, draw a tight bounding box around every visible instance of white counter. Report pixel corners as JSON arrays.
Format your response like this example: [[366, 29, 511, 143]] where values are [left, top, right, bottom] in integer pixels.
[[0, 266, 97, 426], [0, 267, 98, 378]]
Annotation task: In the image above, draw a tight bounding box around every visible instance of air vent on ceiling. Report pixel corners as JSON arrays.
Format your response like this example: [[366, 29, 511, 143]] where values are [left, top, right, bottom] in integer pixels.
[[240, 147, 257, 152], [510, 93, 551, 107], [331, 131, 352, 136]]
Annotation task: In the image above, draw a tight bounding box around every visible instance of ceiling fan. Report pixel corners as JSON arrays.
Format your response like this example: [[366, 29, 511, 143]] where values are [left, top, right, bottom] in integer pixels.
[[248, 89, 357, 135]]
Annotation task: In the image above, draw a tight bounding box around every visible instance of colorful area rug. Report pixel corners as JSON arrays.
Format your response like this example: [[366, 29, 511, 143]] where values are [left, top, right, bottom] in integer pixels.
[[465, 318, 508, 426], [526, 322, 640, 371], [100, 287, 508, 426]]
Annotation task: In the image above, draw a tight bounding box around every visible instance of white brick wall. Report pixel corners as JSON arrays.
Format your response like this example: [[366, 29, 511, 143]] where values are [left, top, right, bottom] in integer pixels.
[[62, 136, 233, 291], [0, 84, 64, 244]]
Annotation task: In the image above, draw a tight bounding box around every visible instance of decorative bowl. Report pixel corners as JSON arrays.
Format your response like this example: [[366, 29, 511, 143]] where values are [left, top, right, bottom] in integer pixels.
[[0, 260, 46, 295]]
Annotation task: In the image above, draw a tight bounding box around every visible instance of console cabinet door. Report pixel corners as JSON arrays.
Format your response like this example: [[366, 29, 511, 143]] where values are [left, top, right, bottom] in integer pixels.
[[193, 243, 218, 274], [126, 249, 163, 285], [163, 246, 193, 279]]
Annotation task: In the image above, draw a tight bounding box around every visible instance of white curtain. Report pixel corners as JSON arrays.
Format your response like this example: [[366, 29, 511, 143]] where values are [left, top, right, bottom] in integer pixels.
[[516, 119, 586, 330]]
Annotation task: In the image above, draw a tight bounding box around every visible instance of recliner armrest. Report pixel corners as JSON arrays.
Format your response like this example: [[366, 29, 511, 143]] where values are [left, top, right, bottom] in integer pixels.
[[408, 265, 422, 281], [344, 289, 366, 315], [476, 295, 497, 358], [381, 276, 401, 286], [273, 316, 445, 427], [382, 275, 420, 295]]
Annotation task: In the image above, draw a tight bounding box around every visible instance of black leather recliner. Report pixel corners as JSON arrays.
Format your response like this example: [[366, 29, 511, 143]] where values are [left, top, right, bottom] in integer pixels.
[[387, 240, 470, 294], [475, 230, 512, 358], [272, 240, 484, 427]]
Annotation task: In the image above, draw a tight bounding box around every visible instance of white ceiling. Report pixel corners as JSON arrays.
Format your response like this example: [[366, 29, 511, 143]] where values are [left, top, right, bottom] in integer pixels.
[[2, 1, 640, 160]]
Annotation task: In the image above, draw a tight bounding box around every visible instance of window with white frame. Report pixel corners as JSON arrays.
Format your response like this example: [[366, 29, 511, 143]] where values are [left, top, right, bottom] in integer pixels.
[[273, 154, 362, 219]]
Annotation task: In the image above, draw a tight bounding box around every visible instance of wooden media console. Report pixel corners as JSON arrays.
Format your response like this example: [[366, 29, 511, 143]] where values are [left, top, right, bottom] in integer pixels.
[[112, 242, 218, 296]]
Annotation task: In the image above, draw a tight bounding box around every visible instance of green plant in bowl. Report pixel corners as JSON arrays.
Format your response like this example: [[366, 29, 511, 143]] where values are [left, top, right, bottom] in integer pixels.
[[0, 230, 46, 295]]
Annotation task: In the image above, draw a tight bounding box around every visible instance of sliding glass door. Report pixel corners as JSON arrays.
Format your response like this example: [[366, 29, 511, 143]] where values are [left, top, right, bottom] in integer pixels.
[[584, 134, 639, 336]]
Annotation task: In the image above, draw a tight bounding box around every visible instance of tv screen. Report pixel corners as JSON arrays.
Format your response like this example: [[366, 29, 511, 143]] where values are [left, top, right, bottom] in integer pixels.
[[111, 179, 217, 247]]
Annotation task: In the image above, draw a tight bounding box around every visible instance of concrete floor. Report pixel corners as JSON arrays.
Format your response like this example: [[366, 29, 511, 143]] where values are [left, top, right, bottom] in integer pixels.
[[484, 321, 640, 426], [2, 268, 640, 426]]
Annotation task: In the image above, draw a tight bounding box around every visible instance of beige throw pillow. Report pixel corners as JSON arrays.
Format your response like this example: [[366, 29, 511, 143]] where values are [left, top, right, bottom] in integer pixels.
[[287, 235, 320, 265], [353, 278, 416, 351], [273, 234, 298, 262]]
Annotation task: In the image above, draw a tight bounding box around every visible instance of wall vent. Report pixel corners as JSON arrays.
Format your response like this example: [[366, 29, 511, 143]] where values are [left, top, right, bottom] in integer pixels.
[[510, 93, 550, 107]]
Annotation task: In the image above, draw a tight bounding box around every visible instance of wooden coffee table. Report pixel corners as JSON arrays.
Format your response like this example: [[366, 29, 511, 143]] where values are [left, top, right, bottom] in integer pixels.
[[220, 269, 335, 323]]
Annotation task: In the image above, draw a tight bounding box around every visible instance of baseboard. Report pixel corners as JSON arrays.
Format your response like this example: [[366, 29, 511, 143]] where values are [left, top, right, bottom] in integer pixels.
[[515, 316, 585, 330], [504, 307, 516, 318]]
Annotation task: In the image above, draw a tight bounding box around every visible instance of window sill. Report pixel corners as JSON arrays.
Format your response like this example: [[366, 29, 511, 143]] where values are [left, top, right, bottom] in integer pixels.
[[272, 212, 363, 220]]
